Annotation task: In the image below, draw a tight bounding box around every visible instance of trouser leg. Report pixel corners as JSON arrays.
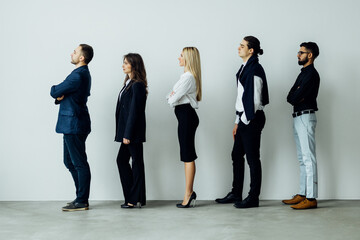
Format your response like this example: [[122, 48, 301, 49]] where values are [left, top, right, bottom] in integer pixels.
[[127, 143, 146, 205], [63, 134, 91, 203], [242, 129, 262, 198], [293, 119, 306, 196], [63, 137, 79, 196], [231, 129, 245, 198], [240, 111, 265, 198], [294, 114, 318, 198], [116, 144, 132, 204]]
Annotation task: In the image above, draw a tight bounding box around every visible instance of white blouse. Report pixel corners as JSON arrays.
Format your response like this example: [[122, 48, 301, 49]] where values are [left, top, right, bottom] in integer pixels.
[[167, 72, 198, 109], [118, 79, 131, 101]]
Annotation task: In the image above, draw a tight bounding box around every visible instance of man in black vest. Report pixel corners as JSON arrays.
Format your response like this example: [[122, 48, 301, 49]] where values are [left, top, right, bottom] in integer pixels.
[[215, 36, 269, 208], [283, 42, 320, 209]]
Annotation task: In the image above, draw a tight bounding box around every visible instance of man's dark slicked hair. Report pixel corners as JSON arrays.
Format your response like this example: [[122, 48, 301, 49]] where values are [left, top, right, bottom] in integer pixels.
[[79, 44, 94, 64], [300, 42, 319, 59]]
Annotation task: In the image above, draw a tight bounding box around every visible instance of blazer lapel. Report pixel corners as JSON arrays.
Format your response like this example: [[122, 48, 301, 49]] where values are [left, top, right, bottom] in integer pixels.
[[116, 80, 133, 114], [116, 85, 127, 117]]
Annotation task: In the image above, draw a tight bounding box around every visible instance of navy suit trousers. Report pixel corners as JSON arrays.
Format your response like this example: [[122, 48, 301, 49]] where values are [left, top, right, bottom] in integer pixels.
[[63, 134, 91, 203]]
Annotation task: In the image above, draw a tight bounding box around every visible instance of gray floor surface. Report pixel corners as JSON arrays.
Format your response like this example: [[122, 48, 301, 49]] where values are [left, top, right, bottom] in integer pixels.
[[1, 200, 359, 240]]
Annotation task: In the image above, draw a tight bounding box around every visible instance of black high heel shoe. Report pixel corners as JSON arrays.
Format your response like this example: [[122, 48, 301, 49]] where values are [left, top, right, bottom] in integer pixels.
[[176, 192, 197, 208], [121, 202, 143, 209], [121, 203, 134, 209]]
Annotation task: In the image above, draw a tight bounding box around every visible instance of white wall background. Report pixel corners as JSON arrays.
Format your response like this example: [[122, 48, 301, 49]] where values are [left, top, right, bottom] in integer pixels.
[[0, 0, 359, 201]]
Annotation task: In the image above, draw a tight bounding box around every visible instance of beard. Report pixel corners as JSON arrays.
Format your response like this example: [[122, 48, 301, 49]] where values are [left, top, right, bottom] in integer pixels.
[[298, 56, 309, 66], [71, 57, 80, 65]]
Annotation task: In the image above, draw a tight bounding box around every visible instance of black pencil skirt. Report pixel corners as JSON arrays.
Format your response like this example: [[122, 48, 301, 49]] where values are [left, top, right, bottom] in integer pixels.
[[174, 103, 199, 162]]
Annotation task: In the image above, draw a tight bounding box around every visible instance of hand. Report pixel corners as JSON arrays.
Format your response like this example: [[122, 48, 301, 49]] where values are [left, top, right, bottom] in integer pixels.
[[169, 91, 175, 97], [57, 95, 64, 101], [123, 138, 130, 144], [232, 124, 238, 140]]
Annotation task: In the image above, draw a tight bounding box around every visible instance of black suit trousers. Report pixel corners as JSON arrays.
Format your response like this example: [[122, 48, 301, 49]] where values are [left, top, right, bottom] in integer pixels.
[[231, 110, 265, 199], [116, 143, 146, 205]]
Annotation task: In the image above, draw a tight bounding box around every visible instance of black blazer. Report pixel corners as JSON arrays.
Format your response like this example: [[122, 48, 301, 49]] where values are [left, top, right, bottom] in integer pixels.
[[115, 81, 147, 143]]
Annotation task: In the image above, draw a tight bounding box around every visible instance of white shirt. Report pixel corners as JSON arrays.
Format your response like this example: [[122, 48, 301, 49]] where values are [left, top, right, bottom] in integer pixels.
[[167, 72, 198, 109], [235, 62, 264, 125], [118, 79, 131, 101]]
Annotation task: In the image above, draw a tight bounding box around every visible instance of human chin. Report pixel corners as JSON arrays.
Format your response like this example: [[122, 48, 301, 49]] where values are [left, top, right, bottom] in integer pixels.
[[298, 57, 309, 66], [298, 59, 307, 65], [71, 57, 79, 64]]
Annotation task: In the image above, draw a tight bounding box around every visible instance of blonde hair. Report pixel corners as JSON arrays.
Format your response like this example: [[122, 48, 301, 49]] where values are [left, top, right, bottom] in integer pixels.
[[183, 47, 202, 101]]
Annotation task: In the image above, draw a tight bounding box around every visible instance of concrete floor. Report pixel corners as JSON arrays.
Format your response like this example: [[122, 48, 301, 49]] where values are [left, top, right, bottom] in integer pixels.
[[1, 200, 359, 240]]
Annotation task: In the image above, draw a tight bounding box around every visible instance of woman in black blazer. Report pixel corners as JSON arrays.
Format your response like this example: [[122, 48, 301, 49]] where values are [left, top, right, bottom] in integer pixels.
[[115, 53, 147, 208]]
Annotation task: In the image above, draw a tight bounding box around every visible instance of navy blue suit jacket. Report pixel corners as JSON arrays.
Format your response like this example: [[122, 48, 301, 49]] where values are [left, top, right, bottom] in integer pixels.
[[115, 81, 147, 143], [50, 65, 91, 134]]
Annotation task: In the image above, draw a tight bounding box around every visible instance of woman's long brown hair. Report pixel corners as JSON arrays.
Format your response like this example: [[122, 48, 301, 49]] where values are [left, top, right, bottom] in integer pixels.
[[123, 53, 148, 94]]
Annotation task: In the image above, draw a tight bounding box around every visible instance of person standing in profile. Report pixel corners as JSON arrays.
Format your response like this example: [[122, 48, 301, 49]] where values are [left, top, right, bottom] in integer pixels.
[[215, 36, 269, 208], [167, 47, 201, 208], [282, 42, 320, 210], [115, 53, 148, 209], [50, 44, 93, 211]]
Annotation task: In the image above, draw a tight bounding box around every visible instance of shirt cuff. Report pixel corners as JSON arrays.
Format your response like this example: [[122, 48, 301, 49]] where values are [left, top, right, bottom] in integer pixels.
[[235, 115, 240, 124], [240, 113, 250, 125]]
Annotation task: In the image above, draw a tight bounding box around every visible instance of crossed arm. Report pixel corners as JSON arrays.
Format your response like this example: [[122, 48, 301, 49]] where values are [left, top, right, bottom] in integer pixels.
[[50, 73, 81, 103]]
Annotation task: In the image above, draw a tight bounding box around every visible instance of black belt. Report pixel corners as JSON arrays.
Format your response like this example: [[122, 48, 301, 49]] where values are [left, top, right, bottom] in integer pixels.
[[292, 110, 315, 118]]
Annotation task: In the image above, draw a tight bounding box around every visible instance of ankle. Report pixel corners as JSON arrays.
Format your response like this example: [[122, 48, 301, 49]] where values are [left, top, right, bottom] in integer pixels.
[[185, 191, 193, 197]]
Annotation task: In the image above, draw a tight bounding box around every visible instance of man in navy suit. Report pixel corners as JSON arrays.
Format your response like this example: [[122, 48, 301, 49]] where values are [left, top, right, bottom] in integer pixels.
[[50, 44, 94, 211]]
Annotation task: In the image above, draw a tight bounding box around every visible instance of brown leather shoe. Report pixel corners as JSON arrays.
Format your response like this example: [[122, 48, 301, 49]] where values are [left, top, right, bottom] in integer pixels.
[[282, 194, 306, 205], [291, 198, 317, 210]]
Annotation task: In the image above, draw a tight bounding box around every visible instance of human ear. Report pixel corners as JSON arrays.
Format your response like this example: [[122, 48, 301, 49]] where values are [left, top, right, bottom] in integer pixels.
[[308, 52, 313, 60]]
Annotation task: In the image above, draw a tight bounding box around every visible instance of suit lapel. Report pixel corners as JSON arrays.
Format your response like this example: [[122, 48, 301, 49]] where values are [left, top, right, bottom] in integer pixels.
[[116, 84, 127, 117]]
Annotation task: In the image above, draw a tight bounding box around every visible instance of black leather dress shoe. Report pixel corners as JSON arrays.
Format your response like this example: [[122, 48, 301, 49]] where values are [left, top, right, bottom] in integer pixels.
[[215, 192, 242, 204], [234, 196, 259, 208]]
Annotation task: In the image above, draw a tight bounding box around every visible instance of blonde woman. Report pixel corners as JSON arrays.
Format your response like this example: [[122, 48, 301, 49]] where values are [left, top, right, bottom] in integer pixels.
[[167, 47, 201, 208]]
